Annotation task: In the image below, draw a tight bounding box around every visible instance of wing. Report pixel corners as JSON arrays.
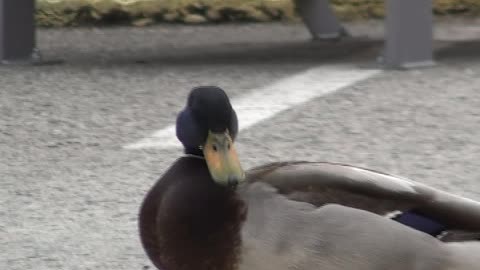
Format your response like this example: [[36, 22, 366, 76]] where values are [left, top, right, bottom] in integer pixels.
[[238, 183, 449, 270], [246, 161, 480, 241]]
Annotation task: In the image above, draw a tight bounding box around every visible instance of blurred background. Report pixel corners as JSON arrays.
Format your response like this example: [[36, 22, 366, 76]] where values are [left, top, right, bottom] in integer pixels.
[[33, 0, 480, 26], [2, 0, 480, 270]]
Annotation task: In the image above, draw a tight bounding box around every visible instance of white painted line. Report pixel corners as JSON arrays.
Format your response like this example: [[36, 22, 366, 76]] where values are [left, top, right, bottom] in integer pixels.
[[124, 64, 381, 150]]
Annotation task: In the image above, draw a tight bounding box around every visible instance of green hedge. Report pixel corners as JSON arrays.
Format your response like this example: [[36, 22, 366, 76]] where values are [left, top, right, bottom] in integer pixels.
[[36, 0, 480, 27]]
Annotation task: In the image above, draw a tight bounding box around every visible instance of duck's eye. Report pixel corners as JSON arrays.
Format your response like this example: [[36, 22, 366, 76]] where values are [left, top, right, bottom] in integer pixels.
[[212, 144, 218, 152]]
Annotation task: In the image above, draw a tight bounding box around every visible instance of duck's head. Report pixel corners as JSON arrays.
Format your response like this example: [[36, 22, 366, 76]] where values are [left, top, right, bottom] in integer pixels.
[[176, 86, 245, 188]]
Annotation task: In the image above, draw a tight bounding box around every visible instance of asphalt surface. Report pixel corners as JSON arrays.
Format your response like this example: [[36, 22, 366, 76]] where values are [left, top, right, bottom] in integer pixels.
[[2, 20, 480, 270]]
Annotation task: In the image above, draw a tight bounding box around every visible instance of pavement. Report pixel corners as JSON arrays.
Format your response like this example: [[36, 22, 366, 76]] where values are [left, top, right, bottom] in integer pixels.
[[2, 19, 480, 270]]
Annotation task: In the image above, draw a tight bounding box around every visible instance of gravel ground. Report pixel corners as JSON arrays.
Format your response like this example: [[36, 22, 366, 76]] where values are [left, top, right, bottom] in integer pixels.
[[2, 20, 480, 270]]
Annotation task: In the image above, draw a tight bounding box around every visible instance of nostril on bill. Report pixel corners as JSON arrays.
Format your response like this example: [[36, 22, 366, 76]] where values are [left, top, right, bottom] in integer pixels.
[[227, 177, 239, 189]]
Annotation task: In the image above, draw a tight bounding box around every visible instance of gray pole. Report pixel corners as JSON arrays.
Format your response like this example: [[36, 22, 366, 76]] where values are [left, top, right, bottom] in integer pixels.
[[383, 0, 434, 69], [0, 0, 36, 64], [296, 0, 347, 40]]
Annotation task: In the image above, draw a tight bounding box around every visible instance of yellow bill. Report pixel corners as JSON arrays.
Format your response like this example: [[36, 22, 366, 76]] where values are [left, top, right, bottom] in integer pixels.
[[203, 131, 245, 188]]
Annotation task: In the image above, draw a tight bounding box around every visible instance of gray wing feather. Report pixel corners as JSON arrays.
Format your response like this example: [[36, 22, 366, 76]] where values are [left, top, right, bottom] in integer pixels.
[[238, 182, 451, 270], [247, 162, 480, 231]]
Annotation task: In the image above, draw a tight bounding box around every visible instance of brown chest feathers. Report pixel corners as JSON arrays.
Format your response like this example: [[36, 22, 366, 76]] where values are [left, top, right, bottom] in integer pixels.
[[139, 158, 247, 270]]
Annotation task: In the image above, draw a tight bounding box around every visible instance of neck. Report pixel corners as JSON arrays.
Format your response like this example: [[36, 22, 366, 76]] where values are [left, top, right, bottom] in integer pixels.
[[184, 147, 204, 157], [183, 153, 205, 160]]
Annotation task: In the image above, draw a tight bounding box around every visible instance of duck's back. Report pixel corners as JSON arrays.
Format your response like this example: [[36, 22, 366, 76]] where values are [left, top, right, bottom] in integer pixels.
[[238, 182, 451, 270], [247, 161, 480, 241]]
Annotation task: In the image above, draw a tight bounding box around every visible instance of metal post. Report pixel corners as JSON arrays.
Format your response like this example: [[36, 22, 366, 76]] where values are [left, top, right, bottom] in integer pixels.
[[295, 0, 347, 40], [0, 0, 36, 64], [383, 0, 434, 69]]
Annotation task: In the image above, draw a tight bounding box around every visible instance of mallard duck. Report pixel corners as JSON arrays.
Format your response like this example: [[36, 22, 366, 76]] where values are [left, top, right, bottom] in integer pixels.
[[139, 86, 480, 270]]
